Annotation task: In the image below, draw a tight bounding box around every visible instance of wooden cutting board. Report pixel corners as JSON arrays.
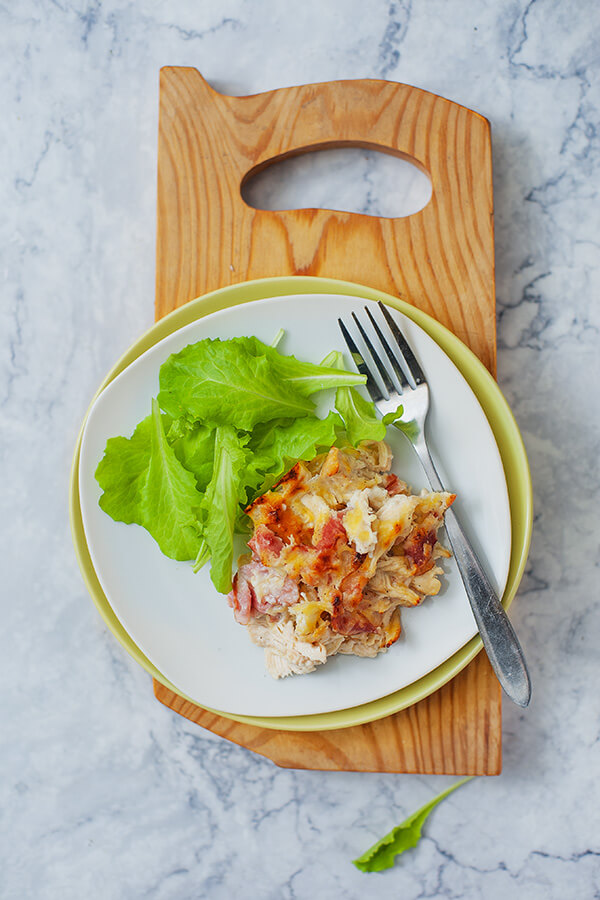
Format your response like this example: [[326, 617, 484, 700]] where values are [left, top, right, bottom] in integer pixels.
[[153, 67, 501, 774]]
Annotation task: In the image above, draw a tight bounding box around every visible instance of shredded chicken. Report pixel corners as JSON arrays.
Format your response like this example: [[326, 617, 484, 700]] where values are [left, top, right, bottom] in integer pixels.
[[227, 441, 455, 678]]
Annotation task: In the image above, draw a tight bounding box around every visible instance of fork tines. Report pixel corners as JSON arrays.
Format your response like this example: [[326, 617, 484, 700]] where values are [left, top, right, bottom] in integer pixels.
[[338, 317, 386, 402], [351, 311, 397, 397], [338, 302, 425, 396], [377, 301, 425, 386]]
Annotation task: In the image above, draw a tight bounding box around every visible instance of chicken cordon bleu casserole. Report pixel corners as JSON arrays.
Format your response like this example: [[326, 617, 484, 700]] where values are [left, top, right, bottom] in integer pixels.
[[227, 440, 456, 678]]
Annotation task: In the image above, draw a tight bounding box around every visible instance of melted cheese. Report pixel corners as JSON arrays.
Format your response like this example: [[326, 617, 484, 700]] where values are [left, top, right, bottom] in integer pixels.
[[251, 565, 289, 605], [290, 599, 332, 639], [299, 493, 331, 530], [376, 494, 420, 546], [343, 490, 377, 555]]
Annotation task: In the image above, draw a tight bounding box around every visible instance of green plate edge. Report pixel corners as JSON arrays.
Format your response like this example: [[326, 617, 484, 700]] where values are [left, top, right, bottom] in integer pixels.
[[69, 275, 533, 732]]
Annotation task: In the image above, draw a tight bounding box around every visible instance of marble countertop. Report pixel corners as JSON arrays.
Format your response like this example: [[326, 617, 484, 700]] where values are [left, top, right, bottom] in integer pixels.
[[2, 1, 599, 897]]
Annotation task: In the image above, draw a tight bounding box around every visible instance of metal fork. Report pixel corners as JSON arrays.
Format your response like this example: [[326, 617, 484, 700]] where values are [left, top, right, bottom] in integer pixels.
[[339, 301, 531, 708]]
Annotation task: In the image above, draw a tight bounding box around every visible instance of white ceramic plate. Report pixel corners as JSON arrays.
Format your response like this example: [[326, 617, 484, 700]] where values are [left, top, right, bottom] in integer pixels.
[[79, 294, 511, 717]]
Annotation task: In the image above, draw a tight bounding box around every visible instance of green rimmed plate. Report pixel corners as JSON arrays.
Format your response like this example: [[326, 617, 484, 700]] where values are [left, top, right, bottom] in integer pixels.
[[70, 276, 532, 731]]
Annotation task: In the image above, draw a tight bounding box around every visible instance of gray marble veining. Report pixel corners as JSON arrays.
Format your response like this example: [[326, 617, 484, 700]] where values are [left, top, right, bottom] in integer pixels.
[[2, 1, 599, 898]]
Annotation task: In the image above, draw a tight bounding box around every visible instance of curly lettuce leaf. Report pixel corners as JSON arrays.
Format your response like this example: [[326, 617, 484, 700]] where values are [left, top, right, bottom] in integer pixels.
[[245, 411, 343, 497], [390, 417, 420, 441], [232, 336, 366, 397], [95, 400, 204, 561], [96, 336, 379, 586], [336, 385, 387, 445], [201, 425, 250, 593], [158, 338, 316, 430], [96, 413, 157, 524], [165, 416, 192, 443], [321, 350, 390, 446], [353, 778, 473, 873], [171, 422, 216, 492], [142, 400, 205, 559], [382, 409, 404, 427], [158, 337, 366, 432]]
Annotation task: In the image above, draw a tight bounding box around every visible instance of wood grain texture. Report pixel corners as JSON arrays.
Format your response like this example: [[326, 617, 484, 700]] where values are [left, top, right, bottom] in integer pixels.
[[154, 67, 501, 775], [156, 68, 496, 373], [154, 651, 501, 774]]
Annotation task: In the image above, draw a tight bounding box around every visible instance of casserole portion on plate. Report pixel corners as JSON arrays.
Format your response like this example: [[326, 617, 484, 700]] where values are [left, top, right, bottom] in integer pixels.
[[228, 440, 455, 677]]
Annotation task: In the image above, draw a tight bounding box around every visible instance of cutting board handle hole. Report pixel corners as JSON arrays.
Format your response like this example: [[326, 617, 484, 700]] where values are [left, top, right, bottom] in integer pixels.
[[241, 145, 432, 219]]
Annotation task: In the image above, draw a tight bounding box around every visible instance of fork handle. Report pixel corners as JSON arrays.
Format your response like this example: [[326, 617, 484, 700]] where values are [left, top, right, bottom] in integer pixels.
[[415, 442, 531, 708]]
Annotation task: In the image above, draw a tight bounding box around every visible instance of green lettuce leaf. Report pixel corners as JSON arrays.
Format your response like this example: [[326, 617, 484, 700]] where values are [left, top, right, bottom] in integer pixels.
[[201, 425, 250, 593], [232, 336, 366, 397], [157, 337, 366, 433], [245, 411, 343, 496], [95, 400, 204, 561], [353, 777, 473, 873], [320, 350, 389, 446], [95, 337, 380, 585], [165, 416, 193, 443], [158, 338, 316, 430], [96, 414, 157, 524], [142, 400, 205, 559], [382, 407, 420, 440], [171, 422, 216, 492], [382, 409, 404, 427], [391, 418, 420, 441], [336, 384, 387, 445]]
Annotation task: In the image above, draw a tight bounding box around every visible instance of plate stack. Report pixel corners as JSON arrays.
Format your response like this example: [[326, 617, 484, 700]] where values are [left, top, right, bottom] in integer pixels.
[[71, 284, 531, 741], [72, 70, 532, 772]]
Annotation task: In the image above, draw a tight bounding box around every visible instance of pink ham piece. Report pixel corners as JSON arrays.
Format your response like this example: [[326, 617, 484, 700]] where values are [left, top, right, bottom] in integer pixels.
[[227, 570, 255, 625], [248, 524, 284, 560], [384, 473, 403, 496], [316, 513, 346, 551], [227, 559, 299, 624]]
